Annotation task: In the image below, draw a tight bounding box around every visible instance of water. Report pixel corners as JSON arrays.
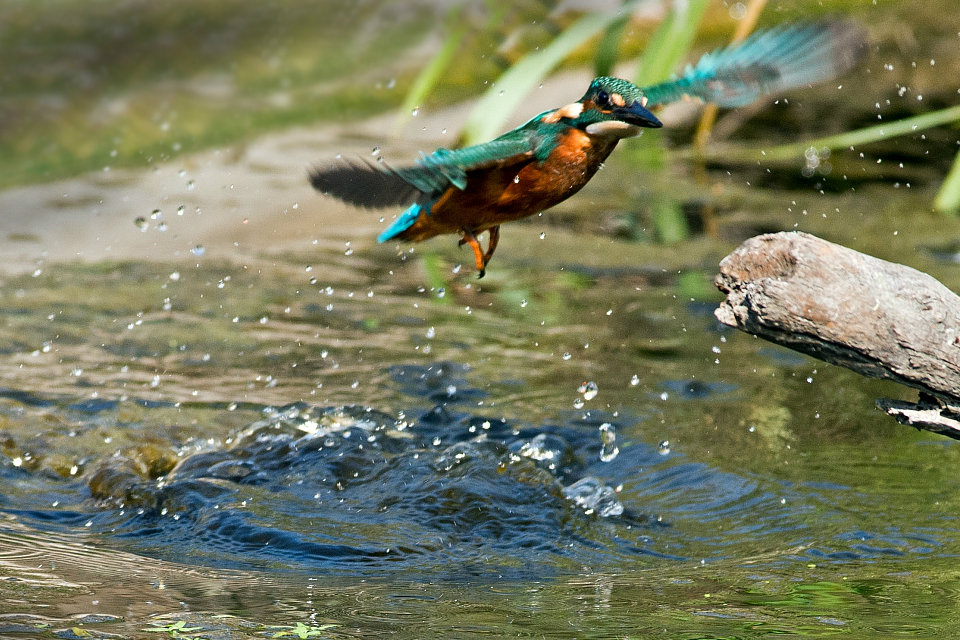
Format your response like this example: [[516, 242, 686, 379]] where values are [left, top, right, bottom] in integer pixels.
[[2, 2, 960, 637], [0, 235, 958, 636]]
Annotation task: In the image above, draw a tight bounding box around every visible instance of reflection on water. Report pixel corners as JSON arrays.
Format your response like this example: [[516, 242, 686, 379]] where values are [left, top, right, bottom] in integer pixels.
[[0, 244, 958, 636], [2, 2, 960, 636]]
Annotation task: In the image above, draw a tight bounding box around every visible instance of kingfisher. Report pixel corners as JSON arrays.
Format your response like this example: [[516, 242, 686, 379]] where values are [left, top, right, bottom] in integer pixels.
[[310, 21, 862, 277]]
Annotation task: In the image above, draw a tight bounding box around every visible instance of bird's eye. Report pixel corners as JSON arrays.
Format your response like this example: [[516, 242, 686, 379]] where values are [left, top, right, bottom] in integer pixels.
[[596, 90, 610, 107]]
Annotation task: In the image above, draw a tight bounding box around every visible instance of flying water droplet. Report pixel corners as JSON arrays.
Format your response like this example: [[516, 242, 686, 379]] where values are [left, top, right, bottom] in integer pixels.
[[658, 440, 671, 455], [599, 423, 618, 462], [578, 381, 598, 401], [134, 217, 148, 231]]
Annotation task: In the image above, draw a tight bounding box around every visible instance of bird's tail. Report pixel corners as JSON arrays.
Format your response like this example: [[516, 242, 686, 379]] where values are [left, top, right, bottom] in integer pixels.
[[377, 202, 423, 243], [641, 21, 866, 108]]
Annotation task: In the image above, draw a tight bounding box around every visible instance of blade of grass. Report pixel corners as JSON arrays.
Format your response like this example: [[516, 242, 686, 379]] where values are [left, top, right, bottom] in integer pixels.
[[753, 105, 960, 162], [695, 105, 960, 164], [396, 9, 467, 131], [461, 6, 640, 145], [634, 0, 710, 87], [934, 150, 960, 215], [694, 0, 768, 149], [594, 14, 630, 77]]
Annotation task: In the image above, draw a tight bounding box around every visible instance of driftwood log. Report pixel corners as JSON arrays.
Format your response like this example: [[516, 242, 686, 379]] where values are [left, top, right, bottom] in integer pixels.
[[714, 231, 960, 438]]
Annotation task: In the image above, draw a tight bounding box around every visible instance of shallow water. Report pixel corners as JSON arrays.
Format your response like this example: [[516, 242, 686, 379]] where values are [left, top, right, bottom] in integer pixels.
[[3, 2, 960, 638]]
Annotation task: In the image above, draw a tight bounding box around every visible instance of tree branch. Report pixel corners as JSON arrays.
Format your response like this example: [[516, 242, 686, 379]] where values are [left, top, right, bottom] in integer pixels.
[[715, 231, 960, 437]]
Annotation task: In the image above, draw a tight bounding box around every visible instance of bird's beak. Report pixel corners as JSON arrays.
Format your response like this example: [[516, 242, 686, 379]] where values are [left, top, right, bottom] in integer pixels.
[[614, 100, 662, 128]]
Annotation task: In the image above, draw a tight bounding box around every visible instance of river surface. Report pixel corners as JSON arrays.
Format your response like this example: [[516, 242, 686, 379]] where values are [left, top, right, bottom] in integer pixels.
[[1, 2, 960, 638]]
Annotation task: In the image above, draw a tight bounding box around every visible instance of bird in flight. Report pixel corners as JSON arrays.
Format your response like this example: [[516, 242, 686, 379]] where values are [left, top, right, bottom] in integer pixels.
[[310, 22, 863, 277]]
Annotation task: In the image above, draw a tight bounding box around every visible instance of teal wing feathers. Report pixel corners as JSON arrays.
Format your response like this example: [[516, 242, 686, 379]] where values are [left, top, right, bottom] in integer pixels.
[[309, 129, 542, 243], [641, 21, 865, 108], [309, 130, 539, 211], [396, 133, 538, 196]]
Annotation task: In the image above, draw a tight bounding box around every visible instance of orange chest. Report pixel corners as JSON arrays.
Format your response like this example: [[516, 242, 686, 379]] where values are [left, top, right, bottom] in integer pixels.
[[505, 129, 617, 209], [427, 128, 619, 230]]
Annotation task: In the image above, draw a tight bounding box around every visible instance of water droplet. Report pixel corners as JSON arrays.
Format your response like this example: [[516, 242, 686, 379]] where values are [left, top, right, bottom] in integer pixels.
[[426, 326, 436, 339], [436, 288, 445, 299], [578, 380, 598, 401], [411, 106, 420, 117], [519, 299, 527, 308], [539, 232, 546, 239], [513, 175, 520, 184], [658, 440, 671, 455], [573, 397, 585, 409], [168, 271, 180, 282], [371, 146, 381, 157], [386, 78, 396, 89], [630, 374, 640, 386], [186, 180, 196, 191], [562, 352, 572, 361], [150, 209, 162, 220], [156, 221, 168, 232], [599, 423, 618, 462], [134, 217, 148, 231]]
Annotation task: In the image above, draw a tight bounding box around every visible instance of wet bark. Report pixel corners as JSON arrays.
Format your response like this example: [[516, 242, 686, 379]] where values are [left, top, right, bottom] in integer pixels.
[[714, 231, 960, 438]]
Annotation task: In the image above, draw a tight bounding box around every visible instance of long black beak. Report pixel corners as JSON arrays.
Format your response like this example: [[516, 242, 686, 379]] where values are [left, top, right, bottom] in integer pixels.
[[616, 101, 662, 128]]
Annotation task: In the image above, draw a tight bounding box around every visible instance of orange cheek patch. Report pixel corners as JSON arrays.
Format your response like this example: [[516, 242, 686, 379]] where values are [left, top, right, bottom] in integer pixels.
[[609, 92, 626, 107]]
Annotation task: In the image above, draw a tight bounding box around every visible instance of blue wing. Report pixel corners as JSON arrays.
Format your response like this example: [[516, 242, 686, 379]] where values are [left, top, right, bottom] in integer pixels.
[[311, 131, 540, 243], [309, 133, 537, 209], [641, 21, 865, 108]]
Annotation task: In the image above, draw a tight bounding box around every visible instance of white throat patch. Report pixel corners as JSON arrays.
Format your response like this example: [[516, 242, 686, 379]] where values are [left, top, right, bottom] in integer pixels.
[[584, 120, 643, 139]]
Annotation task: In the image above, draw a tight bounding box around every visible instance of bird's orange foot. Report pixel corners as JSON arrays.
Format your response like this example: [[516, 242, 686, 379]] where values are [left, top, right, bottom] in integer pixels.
[[459, 227, 501, 279], [460, 228, 487, 278]]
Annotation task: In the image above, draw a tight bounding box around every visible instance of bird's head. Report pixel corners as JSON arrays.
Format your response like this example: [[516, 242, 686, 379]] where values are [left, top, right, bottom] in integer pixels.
[[543, 76, 662, 138]]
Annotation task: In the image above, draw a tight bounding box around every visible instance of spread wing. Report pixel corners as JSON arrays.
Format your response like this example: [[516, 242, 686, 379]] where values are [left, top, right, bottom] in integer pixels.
[[641, 21, 865, 108], [308, 130, 539, 209]]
